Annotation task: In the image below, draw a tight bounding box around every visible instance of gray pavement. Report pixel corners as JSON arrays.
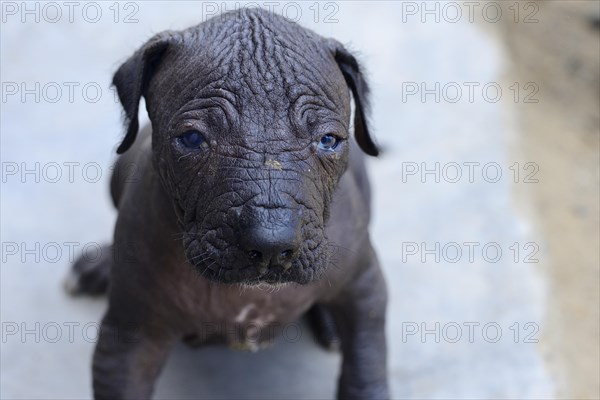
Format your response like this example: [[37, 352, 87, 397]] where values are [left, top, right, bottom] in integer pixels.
[[1, 2, 554, 399]]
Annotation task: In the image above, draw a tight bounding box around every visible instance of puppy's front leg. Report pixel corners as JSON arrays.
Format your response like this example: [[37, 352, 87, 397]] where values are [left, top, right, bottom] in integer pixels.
[[93, 314, 175, 400], [331, 249, 389, 400]]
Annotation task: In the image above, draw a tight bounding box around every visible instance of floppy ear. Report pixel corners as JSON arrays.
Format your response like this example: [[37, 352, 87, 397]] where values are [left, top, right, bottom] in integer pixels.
[[328, 40, 379, 156], [112, 32, 177, 154]]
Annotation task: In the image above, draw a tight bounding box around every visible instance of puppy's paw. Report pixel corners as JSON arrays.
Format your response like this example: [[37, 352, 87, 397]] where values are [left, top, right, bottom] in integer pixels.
[[64, 244, 112, 296]]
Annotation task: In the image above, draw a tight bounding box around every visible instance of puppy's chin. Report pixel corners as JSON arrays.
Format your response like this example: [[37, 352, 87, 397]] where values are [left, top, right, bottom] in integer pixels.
[[237, 281, 292, 291], [188, 259, 321, 286]]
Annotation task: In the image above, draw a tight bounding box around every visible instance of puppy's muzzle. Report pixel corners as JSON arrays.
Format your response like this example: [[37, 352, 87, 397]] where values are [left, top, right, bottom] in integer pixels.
[[237, 206, 302, 274]]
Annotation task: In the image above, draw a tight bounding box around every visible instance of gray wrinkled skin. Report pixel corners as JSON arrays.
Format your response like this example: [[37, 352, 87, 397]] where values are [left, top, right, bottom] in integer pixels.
[[68, 8, 388, 400], [148, 12, 360, 285]]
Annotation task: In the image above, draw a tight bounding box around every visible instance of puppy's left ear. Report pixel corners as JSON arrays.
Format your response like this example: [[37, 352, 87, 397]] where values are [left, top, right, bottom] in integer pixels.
[[327, 40, 379, 156], [112, 32, 179, 154]]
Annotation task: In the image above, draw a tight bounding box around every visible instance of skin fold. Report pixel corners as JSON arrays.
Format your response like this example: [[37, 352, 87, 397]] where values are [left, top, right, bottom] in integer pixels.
[[68, 8, 388, 400]]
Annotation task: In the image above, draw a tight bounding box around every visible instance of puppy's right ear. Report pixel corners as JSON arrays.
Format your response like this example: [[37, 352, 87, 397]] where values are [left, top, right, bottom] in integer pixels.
[[112, 32, 178, 154]]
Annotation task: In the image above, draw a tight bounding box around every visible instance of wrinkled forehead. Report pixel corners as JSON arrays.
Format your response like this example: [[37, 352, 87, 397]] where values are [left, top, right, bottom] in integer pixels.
[[149, 13, 350, 124]]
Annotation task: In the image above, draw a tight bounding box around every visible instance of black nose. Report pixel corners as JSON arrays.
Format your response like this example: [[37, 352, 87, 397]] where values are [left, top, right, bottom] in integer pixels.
[[238, 208, 302, 271]]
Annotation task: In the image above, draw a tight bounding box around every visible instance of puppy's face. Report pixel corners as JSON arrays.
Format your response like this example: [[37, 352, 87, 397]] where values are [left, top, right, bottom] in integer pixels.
[[113, 9, 377, 285]]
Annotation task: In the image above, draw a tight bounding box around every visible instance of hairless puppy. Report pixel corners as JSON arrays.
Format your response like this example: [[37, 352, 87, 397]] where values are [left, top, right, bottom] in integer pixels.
[[67, 8, 388, 400]]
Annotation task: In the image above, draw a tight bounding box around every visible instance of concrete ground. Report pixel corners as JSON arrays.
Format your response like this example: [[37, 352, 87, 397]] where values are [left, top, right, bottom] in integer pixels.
[[491, 2, 600, 397], [1, 1, 597, 399]]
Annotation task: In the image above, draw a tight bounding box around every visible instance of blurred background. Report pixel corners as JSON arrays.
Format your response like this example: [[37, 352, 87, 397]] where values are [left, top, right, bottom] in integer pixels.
[[1, 1, 598, 399]]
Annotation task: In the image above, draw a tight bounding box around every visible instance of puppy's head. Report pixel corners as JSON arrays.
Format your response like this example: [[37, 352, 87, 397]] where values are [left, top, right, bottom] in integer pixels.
[[112, 8, 378, 285]]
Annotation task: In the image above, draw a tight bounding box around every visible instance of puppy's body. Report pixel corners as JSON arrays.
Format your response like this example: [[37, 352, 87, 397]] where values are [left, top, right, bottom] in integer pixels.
[[71, 9, 388, 399]]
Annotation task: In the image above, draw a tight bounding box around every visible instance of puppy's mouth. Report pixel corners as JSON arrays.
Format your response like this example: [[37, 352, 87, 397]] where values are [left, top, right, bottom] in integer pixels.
[[197, 263, 308, 285], [183, 237, 326, 286]]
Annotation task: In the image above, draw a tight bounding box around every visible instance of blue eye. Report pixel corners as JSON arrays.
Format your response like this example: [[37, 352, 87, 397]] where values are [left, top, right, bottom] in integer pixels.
[[179, 130, 208, 150], [318, 134, 340, 151]]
